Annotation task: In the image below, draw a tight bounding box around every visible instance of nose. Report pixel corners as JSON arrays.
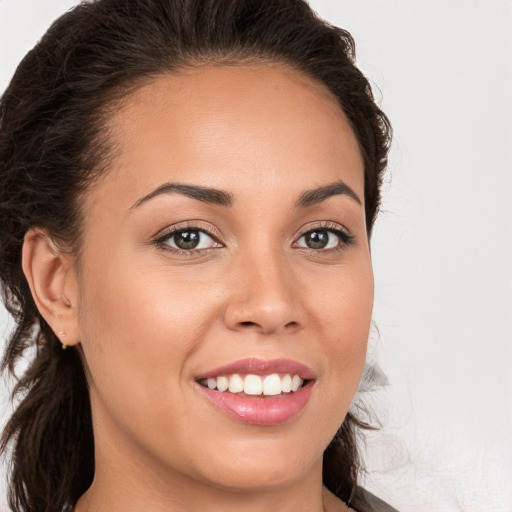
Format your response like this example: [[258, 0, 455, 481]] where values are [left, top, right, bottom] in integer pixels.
[[223, 249, 306, 336]]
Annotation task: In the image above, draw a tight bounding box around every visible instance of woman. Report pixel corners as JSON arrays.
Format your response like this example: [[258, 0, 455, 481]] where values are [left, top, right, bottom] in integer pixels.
[[0, 1, 394, 511]]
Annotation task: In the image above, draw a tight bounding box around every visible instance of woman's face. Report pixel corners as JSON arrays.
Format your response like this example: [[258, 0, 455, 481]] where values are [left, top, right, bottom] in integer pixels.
[[74, 65, 373, 494]]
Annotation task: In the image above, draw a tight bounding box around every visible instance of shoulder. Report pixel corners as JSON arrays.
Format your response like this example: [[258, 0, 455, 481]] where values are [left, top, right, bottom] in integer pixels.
[[348, 486, 399, 512]]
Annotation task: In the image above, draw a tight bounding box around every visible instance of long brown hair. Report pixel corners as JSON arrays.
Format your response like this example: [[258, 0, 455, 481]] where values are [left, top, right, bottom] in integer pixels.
[[0, 1, 391, 511]]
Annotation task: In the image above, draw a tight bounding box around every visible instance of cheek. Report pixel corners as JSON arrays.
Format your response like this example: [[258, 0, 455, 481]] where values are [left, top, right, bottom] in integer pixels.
[[310, 258, 373, 395], [76, 256, 197, 409], [77, 259, 219, 377], [311, 255, 373, 333], [75, 260, 228, 461]]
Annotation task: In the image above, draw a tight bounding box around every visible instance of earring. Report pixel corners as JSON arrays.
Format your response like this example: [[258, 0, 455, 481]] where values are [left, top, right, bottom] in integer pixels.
[[58, 331, 68, 350]]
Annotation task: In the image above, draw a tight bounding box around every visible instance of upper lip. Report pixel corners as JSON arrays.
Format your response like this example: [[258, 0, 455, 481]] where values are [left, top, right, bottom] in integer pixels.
[[196, 358, 316, 380]]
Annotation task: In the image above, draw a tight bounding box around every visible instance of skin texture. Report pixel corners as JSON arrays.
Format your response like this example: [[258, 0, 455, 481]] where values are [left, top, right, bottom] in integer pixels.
[[22, 65, 373, 512]]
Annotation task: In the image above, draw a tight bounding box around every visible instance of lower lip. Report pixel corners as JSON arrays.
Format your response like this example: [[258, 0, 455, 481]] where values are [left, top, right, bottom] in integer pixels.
[[196, 381, 314, 425]]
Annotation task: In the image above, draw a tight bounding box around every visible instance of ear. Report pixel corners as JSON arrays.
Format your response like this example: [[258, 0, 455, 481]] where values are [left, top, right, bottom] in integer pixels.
[[22, 229, 79, 347]]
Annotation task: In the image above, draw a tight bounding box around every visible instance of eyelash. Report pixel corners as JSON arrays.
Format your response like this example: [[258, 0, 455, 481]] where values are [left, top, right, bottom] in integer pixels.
[[153, 222, 222, 256], [153, 221, 354, 255], [294, 221, 355, 252]]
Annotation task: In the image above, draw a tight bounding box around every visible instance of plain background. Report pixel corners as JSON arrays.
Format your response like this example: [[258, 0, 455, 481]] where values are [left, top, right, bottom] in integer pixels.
[[0, 1, 511, 511]]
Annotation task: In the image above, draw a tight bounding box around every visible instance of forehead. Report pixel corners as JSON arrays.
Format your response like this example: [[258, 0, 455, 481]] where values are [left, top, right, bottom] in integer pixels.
[[90, 64, 364, 209]]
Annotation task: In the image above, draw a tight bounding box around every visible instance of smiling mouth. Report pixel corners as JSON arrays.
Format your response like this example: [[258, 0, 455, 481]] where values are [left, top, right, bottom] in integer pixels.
[[197, 373, 309, 397], [195, 358, 316, 424]]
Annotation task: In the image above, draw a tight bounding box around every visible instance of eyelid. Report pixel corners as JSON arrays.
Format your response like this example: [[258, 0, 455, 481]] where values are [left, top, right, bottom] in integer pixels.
[[295, 220, 352, 238], [293, 221, 354, 249], [153, 220, 222, 239], [153, 220, 224, 251]]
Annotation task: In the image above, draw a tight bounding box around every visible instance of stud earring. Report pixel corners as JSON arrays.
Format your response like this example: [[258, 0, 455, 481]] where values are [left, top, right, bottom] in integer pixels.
[[58, 331, 68, 350]]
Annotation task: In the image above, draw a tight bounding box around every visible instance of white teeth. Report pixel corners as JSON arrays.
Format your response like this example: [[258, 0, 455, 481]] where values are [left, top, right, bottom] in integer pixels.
[[291, 375, 302, 392], [281, 374, 292, 393], [228, 374, 244, 393], [204, 373, 306, 395], [216, 376, 229, 392], [263, 374, 282, 395], [244, 374, 263, 395]]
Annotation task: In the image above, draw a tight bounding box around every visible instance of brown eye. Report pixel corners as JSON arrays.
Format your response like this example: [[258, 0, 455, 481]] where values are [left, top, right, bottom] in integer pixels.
[[173, 230, 201, 250], [303, 230, 330, 249], [161, 229, 219, 251], [296, 227, 352, 250]]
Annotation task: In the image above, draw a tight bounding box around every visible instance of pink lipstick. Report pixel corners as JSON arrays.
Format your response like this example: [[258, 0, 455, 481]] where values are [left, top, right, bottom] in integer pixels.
[[195, 358, 315, 425]]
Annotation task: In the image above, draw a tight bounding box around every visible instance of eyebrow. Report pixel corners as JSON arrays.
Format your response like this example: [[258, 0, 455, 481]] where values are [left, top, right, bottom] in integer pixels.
[[294, 180, 362, 208], [130, 179, 361, 211], [130, 182, 233, 210]]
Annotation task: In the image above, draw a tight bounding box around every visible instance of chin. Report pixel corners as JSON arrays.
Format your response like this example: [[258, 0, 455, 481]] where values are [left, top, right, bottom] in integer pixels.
[[193, 438, 320, 492], [206, 464, 306, 493]]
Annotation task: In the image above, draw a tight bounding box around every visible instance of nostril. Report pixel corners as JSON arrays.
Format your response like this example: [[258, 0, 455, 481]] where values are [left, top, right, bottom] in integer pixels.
[[235, 320, 301, 332], [240, 321, 257, 327]]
